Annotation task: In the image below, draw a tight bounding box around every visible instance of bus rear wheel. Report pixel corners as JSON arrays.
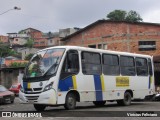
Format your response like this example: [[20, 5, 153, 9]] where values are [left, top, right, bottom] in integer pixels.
[[117, 92, 132, 106], [34, 104, 46, 111], [64, 93, 76, 110], [93, 101, 106, 106]]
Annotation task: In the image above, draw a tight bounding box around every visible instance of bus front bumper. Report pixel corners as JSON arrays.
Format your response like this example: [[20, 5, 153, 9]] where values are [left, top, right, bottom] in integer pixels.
[[19, 89, 57, 105]]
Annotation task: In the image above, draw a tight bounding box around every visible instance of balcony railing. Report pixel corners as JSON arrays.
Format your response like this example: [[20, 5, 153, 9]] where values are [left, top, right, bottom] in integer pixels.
[[8, 34, 29, 38]]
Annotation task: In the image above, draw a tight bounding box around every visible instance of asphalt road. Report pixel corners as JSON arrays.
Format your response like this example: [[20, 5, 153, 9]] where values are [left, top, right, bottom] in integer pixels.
[[0, 97, 160, 119]]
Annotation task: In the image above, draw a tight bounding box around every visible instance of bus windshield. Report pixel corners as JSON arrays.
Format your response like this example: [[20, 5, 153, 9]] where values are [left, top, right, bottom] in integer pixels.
[[25, 48, 65, 78]]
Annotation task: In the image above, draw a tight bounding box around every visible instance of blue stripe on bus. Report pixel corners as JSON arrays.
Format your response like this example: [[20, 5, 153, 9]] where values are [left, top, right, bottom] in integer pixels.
[[23, 82, 27, 89], [58, 76, 73, 91], [94, 75, 103, 101]]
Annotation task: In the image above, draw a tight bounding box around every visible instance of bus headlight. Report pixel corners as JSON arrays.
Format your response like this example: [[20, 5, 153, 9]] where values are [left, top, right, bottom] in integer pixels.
[[44, 82, 54, 92]]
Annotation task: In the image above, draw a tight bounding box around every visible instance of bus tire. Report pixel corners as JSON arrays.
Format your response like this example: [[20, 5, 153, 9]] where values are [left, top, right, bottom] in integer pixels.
[[64, 93, 76, 110], [11, 100, 14, 104], [117, 92, 132, 106], [34, 104, 46, 111], [93, 101, 106, 106]]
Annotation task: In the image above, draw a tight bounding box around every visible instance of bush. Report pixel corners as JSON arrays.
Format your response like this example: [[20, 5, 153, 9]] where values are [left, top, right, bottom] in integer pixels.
[[24, 53, 34, 60], [9, 62, 28, 68]]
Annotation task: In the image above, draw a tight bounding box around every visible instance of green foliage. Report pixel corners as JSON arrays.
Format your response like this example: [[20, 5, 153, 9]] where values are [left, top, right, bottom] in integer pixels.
[[25, 38, 34, 48], [0, 43, 16, 57], [9, 62, 28, 68], [125, 10, 143, 22], [107, 10, 127, 21], [24, 53, 34, 60], [18, 30, 24, 34], [106, 10, 143, 22]]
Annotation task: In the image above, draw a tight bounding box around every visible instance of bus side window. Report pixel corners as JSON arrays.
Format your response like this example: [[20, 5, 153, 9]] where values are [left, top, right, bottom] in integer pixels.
[[81, 52, 101, 75], [60, 50, 79, 79], [102, 54, 120, 75], [120, 56, 136, 76], [135, 57, 148, 76]]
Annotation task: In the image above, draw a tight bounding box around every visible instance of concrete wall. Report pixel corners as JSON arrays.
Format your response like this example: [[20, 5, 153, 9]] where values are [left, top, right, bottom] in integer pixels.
[[0, 68, 24, 89], [59, 28, 79, 38], [13, 37, 27, 45], [47, 37, 60, 46], [17, 47, 40, 60]]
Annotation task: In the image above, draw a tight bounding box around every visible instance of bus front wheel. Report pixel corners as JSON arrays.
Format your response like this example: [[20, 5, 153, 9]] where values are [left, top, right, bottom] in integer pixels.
[[64, 93, 76, 110], [34, 104, 46, 111], [117, 92, 132, 106]]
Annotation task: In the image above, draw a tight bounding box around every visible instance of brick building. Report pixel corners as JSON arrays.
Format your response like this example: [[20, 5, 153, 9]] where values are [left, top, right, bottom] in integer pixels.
[[61, 20, 160, 56], [0, 35, 8, 43], [19, 28, 48, 48], [7, 33, 29, 46]]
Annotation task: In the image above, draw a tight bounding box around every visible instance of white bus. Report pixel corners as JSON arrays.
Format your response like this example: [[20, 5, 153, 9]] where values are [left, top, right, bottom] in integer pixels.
[[19, 46, 155, 111]]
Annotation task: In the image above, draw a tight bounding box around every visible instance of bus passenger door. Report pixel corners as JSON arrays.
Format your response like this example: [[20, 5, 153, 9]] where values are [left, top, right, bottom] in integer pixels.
[[58, 50, 79, 92]]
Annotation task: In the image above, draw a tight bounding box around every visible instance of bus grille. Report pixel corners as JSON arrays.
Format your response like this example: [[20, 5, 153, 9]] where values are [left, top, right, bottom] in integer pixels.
[[25, 96, 39, 100], [33, 88, 42, 91], [24, 87, 42, 94]]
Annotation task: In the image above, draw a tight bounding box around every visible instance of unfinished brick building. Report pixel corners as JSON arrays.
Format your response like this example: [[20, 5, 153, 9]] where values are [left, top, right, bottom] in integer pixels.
[[61, 20, 160, 56]]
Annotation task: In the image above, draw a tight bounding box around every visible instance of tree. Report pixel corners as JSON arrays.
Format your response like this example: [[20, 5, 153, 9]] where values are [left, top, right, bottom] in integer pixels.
[[25, 38, 34, 48], [0, 42, 15, 57], [125, 10, 143, 22], [106, 10, 143, 22], [24, 53, 34, 60], [107, 10, 127, 21]]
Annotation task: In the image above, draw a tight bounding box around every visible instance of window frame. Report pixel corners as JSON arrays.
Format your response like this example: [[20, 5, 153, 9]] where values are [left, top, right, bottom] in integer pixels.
[[138, 41, 156, 51], [135, 57, 148, 76], [60, 50, 80, 80], [120, 55, 136, 76], [102, 53, 120, 75], [148, 58, 153, 76], [81, 51, 102, 75]]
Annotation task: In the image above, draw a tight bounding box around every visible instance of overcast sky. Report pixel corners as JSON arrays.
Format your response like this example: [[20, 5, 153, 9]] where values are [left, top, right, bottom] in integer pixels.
[[1, 0, 160, 35]]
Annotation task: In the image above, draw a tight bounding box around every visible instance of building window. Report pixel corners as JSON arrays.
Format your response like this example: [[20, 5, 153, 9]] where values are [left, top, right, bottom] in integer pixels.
[[81, 52, 101, 75], [34, 42, 38, 44], [139, 41, 156, 51], [88, 45, 96, 48], [98, 44, 102, 49], [40, 42, 45, 44], [103, 44, 107, 49], [50, 40, 52, 43], [98, 44, 107, 49]]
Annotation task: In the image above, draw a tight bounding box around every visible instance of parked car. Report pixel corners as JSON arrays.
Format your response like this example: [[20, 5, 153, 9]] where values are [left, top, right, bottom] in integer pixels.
[[152, 93, 160, 101], [9, 83, 21, 96], [0, 85, 15, 104]]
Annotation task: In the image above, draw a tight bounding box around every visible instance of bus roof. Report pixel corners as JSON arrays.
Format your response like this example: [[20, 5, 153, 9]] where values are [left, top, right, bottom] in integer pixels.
[[37, 46, 152, 58]]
